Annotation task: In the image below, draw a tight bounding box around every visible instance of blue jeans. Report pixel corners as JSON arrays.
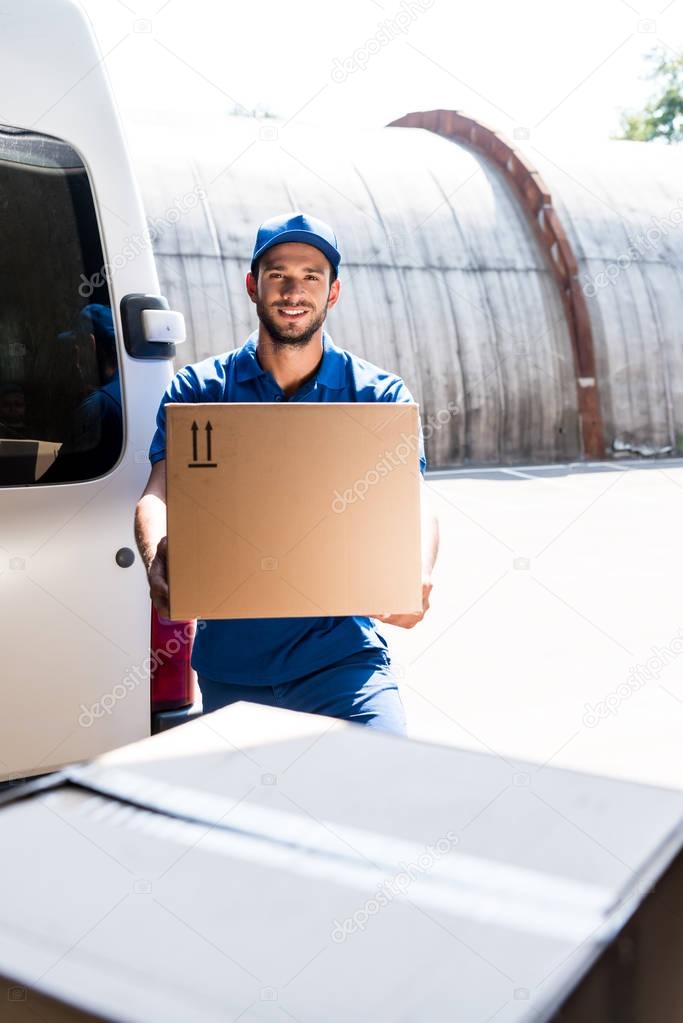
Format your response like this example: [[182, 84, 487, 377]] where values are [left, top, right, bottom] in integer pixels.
[[197, 648, 406, 736]]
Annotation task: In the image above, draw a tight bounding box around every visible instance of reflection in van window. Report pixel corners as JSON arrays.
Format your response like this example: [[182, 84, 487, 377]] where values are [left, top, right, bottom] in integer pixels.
[[0, 126, 123, 486]]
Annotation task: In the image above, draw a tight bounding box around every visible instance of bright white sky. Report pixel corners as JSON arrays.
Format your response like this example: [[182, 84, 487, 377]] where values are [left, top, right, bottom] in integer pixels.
[[81, 0, 682, 143]]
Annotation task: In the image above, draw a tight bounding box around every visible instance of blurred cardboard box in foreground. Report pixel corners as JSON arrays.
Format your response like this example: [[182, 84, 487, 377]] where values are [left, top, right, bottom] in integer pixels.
[[2, 702, 683, 1022]]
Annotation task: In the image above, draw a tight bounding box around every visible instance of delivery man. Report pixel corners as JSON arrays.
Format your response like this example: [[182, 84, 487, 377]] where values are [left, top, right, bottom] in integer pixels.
[[135, 212, 439, 735]]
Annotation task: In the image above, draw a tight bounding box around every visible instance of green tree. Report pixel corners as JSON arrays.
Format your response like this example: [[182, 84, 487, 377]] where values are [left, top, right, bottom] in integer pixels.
[[616, 48, 683, 143]]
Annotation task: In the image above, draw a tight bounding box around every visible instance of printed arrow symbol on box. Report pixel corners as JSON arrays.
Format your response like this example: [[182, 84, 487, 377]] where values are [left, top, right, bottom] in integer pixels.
[[191, 420, 198, 462], [205, 421, 213, 461]]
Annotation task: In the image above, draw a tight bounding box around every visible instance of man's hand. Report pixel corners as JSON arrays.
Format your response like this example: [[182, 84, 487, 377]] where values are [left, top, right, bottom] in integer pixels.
[[149, 535, 170, 619], [371, 577, 433, 629]]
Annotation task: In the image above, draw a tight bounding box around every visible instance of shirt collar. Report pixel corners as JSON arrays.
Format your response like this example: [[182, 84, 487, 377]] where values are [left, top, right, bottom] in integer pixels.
[[234, 329, 346, 389]]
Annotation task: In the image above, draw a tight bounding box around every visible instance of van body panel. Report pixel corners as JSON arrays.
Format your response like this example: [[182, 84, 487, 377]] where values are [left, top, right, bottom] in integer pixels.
[[1, 0, 173, 778]]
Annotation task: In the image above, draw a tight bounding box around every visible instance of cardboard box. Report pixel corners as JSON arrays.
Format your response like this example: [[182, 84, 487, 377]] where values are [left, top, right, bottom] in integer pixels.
[[165, 402, 423, 620], [2, 703, 683, 1023], [0, 438, 61, 484]]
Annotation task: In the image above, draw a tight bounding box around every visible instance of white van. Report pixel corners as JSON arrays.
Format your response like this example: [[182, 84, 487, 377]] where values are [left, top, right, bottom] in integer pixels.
[[1, 0, 197, 782]]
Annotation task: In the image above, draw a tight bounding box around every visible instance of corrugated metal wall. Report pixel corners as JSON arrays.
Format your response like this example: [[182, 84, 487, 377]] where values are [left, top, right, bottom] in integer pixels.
[[532, 142, 683, 457], [124, 115, 584, 468]]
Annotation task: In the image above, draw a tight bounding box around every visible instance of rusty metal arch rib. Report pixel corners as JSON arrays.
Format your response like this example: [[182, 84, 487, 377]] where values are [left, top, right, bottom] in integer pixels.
[[387, 109, 605, 459]]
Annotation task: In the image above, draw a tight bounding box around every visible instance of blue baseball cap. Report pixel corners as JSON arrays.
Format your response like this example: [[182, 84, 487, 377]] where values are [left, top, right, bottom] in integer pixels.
[[58, 304, 115, 350], [251, 212, 341, 274], [78, 304, 115, 342]]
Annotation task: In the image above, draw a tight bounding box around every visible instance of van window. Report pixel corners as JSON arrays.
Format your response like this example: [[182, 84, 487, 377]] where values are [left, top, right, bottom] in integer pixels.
[[0, 125, 122, 486]]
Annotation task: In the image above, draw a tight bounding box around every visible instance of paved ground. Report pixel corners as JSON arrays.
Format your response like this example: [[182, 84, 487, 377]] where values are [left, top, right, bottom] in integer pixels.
[[388, 458, 683, 792]]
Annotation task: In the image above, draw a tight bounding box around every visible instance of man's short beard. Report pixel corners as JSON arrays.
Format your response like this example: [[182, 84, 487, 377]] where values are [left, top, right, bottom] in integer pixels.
[[256, 298, 328, 349]]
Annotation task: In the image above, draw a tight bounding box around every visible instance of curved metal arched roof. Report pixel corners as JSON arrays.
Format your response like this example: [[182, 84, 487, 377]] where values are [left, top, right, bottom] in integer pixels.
[[532, 140, 683, 457], [124, 110, 680, 467]]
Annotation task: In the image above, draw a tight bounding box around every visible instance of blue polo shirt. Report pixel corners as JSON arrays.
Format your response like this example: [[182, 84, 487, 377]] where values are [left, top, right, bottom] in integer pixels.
[[149, 329, 427, 685]]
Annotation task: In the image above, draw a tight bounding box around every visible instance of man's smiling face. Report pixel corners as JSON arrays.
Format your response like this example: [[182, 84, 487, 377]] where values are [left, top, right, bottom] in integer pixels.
[[247, 241, 340, 348]]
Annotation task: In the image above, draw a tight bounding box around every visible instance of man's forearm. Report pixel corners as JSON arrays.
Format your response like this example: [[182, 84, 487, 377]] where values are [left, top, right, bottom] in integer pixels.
[[134, 495, 166, 573]]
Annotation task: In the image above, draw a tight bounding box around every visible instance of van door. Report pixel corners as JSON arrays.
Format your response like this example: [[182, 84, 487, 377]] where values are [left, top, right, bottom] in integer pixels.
[[0, 0, 174, 779]]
